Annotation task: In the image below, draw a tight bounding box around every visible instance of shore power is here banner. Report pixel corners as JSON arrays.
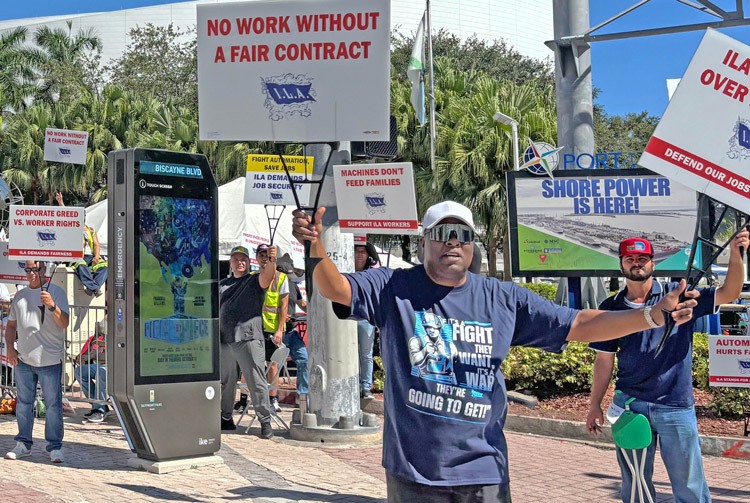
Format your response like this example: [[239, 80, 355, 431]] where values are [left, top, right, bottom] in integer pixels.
[[506, 170, 699, 277]]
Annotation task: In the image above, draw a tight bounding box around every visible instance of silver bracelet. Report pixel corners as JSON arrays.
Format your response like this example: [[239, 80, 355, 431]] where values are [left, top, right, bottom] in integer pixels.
[[643, 306, 660, 329]]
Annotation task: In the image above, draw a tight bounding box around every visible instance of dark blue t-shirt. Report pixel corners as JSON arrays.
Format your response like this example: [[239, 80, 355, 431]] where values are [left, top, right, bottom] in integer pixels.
[[590, 281, 716, 407], [334, 266, 579, 486]]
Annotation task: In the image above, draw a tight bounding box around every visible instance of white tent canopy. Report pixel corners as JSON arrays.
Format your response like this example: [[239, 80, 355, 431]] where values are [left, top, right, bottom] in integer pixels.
[[87, 177, 413, 268]]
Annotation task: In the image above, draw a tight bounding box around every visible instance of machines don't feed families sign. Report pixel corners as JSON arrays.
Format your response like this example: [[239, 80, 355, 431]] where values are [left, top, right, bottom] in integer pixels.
[[640, 29, 750, 213], [333, 162, 418, 234]]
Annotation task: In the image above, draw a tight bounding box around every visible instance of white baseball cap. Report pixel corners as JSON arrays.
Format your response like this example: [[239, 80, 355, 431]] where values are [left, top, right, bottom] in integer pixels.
[[422, 201, 476, 231]]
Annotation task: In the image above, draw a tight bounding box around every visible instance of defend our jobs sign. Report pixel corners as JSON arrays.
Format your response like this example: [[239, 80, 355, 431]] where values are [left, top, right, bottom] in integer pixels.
[[8, 205, 85, 261], [0, 242, 29, 284], [639, 29, 750, 213], [244, 154, 313, 206], [332, 162, 419, 235], [506, 169, 699, 277], [196, 0, 391, 142], [709, 335, 750, 387], [43, 128, 89, 165]]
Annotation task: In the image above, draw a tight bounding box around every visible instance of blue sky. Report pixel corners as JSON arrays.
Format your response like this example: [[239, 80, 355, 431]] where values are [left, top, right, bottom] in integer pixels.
[[2, 1, 750, 118]]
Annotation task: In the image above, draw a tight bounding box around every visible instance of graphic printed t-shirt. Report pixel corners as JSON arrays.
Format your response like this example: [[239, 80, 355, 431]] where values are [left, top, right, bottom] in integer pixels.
[[9, 284, 70, 367], [590, 280, 717, 407], [334, 266, 579, 486], [219, 273, 265, 343]]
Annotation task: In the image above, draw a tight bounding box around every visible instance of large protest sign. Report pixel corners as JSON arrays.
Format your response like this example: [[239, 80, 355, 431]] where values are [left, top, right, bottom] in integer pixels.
[[709, 335, 750, 388], [244, 154, 313, 206], [43, 128, 89, 165], [197, 0, 390, 142], [0, 242, 29, 284], [332, 162, 418, 235], [640, 29, 750, 213], [506, 170, 699, 277], [8, 205, 85, 261]]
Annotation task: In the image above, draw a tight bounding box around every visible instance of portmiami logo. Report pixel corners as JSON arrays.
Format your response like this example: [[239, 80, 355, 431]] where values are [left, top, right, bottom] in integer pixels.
[[520, 140, 564, 178], [37, 229, 56, 247], [261, 73, 317, 121], [365, 193, 386, 214], [727, 117, 750, 161]]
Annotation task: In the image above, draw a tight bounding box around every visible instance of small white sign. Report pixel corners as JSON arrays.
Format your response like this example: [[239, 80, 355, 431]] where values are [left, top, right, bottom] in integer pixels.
[[8, 205, 85, 261], [291, 238, 305, 269], [0, 242, 29, 285], [241, 232, 270, 267], [43, 128, 89, 165], [197, 0, 391, 142], [244, 154, 312, 206], [709, 335, 750, 388], [332, 162, 418, 235], [640, 29, 750, 213]]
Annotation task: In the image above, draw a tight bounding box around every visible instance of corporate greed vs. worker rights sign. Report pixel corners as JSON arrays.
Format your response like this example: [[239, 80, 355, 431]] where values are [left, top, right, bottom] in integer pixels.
[[8, 205, 85, 261], [333, 162, 418, 234], [640, 29, 750, 213], [197, 0, 390, 142]]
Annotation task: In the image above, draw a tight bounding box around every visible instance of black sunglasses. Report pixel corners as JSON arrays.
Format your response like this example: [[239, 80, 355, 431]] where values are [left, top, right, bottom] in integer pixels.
[[24, 267, 42, 273]]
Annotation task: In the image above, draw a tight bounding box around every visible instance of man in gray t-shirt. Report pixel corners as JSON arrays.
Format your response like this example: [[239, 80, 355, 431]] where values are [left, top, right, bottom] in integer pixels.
[[4, 261, 69, 463]]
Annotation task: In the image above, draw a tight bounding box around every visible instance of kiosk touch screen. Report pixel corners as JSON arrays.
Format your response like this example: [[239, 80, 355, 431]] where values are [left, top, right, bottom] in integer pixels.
[[134, 161, 219, 385]]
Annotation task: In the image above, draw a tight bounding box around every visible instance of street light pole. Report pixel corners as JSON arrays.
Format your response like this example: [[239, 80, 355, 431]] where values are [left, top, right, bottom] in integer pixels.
[[493, 112, 520, 171]]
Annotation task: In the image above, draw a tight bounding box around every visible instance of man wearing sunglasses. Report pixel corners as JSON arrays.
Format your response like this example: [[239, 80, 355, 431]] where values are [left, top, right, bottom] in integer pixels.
[[292, 200, 699, 503], [4, 261, 69, 464]]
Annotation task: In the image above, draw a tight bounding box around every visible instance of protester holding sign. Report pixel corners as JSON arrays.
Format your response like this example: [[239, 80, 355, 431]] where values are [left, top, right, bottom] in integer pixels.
[[586, 230, 749, 503], [292, 200, 701, 502], [4, 261, 70, 464]]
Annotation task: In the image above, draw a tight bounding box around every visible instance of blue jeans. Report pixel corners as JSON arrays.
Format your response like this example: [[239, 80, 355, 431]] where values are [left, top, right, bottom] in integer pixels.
[[283, 330, 308, 394], [75, 254, 108, 292], [74, 364, 108, 412], [14, 360, 63, 452], [357, 320, 376, 392], [613, 392, 710, 503]]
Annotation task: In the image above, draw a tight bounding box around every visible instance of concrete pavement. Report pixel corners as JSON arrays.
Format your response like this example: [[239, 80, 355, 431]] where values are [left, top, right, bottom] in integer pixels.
[[0, 406, 749, 502]]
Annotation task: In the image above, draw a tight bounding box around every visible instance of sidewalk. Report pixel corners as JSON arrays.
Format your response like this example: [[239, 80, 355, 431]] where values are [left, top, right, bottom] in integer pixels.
[[0, 406, 749, 503]]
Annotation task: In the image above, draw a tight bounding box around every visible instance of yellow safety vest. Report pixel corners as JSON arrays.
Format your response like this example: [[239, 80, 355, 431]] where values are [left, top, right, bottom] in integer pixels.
[[73, 227, 107, 271], [258, 271, 287, 333]]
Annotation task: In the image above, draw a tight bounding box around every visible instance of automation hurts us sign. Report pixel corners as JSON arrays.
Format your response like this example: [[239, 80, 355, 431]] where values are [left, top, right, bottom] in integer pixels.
[[196, 0, 390, 142]]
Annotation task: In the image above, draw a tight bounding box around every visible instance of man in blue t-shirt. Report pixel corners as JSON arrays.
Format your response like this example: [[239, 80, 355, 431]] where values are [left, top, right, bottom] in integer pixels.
[[292, 201, 700, 503], [586, 232, 748, 503]]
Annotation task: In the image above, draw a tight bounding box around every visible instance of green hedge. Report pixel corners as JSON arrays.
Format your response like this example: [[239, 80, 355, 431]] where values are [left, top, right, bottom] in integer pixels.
[[518, 283, 557, 301]]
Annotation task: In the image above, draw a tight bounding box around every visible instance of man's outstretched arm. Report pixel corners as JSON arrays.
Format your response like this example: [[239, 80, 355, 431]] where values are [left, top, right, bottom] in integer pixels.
[[292, 208, 352, 306], [567, 279, 699, 343]]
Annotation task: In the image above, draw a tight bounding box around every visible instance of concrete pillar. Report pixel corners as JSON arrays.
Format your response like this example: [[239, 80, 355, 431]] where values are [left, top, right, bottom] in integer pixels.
[[552, 0, 595, 158]]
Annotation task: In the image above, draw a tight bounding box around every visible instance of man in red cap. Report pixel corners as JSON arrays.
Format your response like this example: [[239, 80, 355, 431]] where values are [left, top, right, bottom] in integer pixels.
[[587, 231, 749, 503]]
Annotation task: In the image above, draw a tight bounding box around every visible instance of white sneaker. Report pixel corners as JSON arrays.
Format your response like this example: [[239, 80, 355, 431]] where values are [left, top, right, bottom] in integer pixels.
[[5, 442, 30, 460], [270, 397, 282, 413], [49, 449, 63, 463]]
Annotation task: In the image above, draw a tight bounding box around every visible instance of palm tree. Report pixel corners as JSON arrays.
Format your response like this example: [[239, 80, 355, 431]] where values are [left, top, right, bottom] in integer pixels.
[[395, 57, 557, 278], [0, 26, 45, 113], [34, 22, 102, 104]]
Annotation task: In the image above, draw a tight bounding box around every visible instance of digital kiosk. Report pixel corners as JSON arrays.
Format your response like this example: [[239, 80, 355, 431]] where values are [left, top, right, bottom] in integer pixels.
[[107, 148, 220, 461]]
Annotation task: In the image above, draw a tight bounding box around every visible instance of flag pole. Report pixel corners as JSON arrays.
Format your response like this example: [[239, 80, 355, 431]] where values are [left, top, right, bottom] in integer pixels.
[[426, 0, 437, 190]]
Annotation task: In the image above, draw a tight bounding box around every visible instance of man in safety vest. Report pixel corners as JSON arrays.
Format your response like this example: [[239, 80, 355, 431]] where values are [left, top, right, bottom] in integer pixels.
[[56, 192, 108, 296], [255, 244, 289, 413]]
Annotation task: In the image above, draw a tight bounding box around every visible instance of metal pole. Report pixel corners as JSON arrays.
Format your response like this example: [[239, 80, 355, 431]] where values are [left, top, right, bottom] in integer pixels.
[[511, 122, 520, 171], [426, 0, 437, 187], [551, 0, 594, 159]]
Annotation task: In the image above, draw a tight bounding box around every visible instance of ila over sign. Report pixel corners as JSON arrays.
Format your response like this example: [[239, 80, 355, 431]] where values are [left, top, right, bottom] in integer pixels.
[[639, 29, 750, 213], [197, 0, 390, 142]]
